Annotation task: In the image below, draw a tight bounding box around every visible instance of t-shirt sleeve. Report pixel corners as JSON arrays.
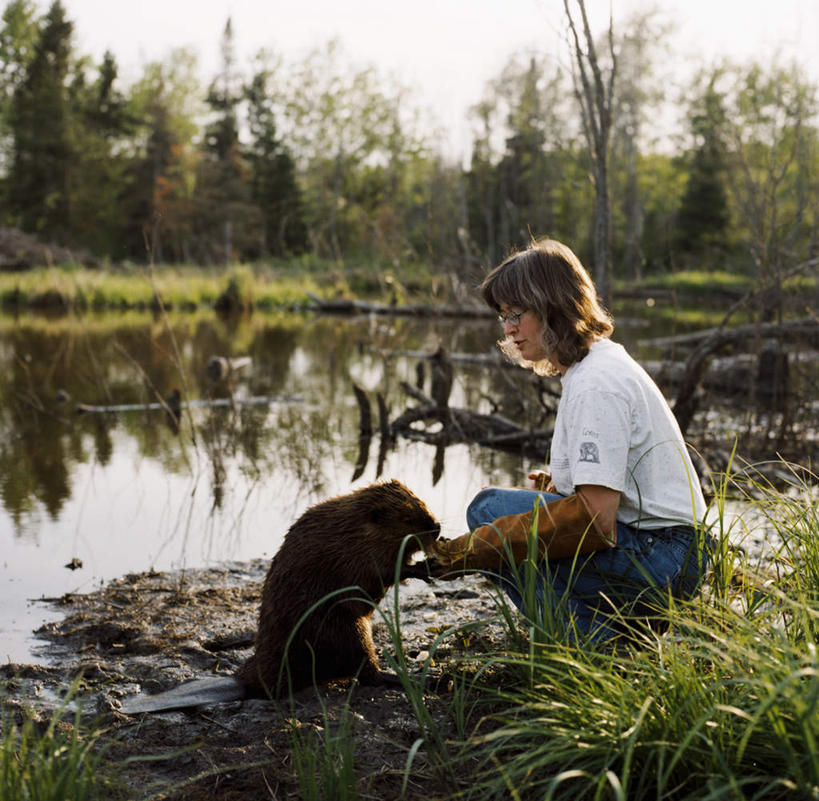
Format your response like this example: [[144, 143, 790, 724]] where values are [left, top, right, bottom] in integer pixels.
[[563, 390, 631, 492]]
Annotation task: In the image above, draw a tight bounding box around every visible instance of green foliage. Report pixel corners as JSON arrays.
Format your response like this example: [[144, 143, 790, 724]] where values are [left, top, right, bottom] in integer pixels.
[[0, 3, 817, 285], [0, 0, 39, 219], [8, 0, 73, 238], [123, 48, 202, 263], [245, 59, 307, 256]]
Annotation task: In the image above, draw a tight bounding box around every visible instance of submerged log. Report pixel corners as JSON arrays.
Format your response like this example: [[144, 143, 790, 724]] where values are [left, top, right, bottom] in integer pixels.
[[306, 294, 494, 319], [640, 317, 819, 352], [74, 395, 301, 414]]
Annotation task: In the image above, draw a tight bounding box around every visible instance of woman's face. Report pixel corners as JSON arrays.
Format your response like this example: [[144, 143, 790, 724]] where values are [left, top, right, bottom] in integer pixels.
[[499, 306, 549, 363]]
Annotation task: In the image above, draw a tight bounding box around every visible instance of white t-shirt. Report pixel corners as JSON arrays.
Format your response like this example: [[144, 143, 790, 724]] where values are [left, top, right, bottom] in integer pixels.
[[549, 339, 706, 529]]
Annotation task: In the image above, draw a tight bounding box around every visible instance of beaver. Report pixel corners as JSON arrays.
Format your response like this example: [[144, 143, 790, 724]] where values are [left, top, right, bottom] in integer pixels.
[[121, 480, 439, 713], [236, 479, 440, 696]]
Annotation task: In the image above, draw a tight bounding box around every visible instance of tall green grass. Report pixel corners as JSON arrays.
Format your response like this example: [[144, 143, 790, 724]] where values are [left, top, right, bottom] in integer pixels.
[[0, 685, 118, 801], [0, 264, 327, 312], [287, 692, 359, 801], [426, 460, 819, 800]]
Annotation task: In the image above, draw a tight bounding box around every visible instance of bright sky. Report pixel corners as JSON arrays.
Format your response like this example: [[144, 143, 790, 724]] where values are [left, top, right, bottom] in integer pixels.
[[41, 0, 819, 157]]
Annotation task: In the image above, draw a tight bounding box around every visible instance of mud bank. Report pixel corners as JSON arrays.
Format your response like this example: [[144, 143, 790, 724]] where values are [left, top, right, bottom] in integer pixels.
[[1, 562, 507, 800]]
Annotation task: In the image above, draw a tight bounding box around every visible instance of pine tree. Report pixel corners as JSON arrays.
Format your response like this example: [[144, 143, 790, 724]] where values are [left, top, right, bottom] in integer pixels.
[[245, 66, 305, 256], [193, 17, 255, 263], [9, 0, 73, 239], [675, 77, 730, 255], [0, 0, 39, 192], [69, 50, 134, 255]]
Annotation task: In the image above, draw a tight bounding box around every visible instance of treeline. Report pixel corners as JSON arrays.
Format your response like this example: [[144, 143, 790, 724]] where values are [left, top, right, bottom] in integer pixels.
[[1, 0, 817, 283]]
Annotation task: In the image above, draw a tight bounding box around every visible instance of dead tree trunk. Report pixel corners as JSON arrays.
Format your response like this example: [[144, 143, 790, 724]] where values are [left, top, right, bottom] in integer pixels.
[[563, 0, 617, 307]]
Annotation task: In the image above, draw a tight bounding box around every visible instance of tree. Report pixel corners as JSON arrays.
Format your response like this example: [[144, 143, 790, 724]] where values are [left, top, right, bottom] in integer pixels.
[[563, 0, 617, 305], [675, 73, 731, 257], [496, 56, 565, 252], [9, 0, 73, 239], [465, 98, 501, 266], [193, 17, 255, 264], [245, 60, 306, 256], [721, 61, 818, 297], [68, 50, 135, 255], [124, 49, 202, 262], [0, 0, 39, 187], [279, 40, 423, 262], [609, 10, 669, 279], [464, 54, 574, 267]]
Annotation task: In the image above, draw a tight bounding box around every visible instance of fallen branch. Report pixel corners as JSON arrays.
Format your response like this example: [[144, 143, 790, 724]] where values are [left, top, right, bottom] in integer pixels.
[[74, 396, 302, 414], [639, 317, 818, 351], [306, 294, 494, 319]]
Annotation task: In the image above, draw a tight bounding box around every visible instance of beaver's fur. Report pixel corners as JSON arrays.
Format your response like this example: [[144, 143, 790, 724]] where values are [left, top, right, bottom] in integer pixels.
[[235, 480, 440, 696]]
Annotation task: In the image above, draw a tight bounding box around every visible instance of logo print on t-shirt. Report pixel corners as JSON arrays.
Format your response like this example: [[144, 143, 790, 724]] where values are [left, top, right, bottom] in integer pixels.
[[579, 442, 600, 463]]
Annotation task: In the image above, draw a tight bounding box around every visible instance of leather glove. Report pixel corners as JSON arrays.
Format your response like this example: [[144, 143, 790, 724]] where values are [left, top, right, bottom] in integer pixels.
[[427, 494, 614, 578], [529, 470, 556, 492]]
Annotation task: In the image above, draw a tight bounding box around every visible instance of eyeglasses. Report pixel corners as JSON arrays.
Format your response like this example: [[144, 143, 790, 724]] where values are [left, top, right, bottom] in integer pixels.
[[498, 309, 525, 326]]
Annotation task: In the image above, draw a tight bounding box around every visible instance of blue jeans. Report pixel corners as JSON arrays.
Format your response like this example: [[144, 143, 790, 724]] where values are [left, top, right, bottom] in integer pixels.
[[467, 487, 711, 645]]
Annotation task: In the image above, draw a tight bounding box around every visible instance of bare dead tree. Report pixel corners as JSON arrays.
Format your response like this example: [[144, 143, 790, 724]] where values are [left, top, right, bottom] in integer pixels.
[[563, 0, 617, 306]]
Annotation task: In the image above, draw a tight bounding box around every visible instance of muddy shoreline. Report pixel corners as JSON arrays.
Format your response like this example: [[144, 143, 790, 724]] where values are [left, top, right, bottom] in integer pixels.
[[2, 561, 507, 800]]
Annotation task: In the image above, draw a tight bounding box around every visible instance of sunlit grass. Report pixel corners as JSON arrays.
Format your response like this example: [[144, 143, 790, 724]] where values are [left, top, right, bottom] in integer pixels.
[[638, 269, 752, 293], [0, 263, 328, 312], [629, 268, 816, 297], [3, 260, 815, 315]]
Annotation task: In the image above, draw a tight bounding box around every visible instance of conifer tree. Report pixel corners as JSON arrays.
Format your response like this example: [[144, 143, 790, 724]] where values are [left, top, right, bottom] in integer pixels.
[[9, 0, 73, 239], [194, 17, 255, 263], [245, 65, 306, 256], [675, 76, 730, 256]]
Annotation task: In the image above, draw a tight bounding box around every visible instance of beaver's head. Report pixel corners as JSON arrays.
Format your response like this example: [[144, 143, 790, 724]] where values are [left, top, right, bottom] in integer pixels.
[[363, 480, 440, 552]]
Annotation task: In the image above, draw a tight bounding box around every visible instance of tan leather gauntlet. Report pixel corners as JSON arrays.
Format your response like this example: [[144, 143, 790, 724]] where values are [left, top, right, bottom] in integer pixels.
[[428, 494, 614, 576]]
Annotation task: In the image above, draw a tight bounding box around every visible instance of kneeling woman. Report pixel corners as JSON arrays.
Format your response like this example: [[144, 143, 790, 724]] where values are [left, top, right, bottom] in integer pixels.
[[430, 239, 710, 644]]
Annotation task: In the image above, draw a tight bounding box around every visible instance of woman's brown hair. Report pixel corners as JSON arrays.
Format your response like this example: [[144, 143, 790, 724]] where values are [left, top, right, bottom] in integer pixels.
[[481, 239, 614, 375]]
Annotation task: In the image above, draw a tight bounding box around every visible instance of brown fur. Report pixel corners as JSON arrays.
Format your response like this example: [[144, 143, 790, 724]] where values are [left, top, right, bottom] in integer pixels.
[[235, 480, 440, 696]]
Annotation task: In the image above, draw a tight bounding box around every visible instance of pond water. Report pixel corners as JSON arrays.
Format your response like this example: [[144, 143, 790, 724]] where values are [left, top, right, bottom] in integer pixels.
[[0, 301, 734, 664]]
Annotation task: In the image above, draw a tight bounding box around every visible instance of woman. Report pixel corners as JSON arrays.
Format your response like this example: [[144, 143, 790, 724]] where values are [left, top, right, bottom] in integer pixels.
[[430, 239, 709, 644]]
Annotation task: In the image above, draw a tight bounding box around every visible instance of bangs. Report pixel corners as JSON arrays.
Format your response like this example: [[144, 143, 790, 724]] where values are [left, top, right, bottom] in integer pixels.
[[481, 255, 527, 311]]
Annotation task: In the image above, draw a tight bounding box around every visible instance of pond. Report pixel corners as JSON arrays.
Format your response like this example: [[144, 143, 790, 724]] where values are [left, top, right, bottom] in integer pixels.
[[0, 300, 801, 664]]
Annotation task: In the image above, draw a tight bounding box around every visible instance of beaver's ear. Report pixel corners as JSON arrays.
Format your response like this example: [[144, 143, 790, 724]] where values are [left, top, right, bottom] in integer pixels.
[[369, 507, 383, 524]]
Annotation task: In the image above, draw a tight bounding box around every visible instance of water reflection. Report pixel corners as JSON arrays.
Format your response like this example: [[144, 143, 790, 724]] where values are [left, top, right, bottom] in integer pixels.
[[2, 311, 549, 661], [1, 305, 813, 662]]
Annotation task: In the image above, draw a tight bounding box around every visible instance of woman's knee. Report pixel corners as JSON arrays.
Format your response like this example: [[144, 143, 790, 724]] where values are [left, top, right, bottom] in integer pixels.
[[466, 487, 563, 530], [466, 487, 505, 529]]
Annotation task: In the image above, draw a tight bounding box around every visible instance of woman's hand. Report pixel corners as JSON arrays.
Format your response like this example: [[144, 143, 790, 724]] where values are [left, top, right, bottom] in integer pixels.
[[528, 471, 555, 492]]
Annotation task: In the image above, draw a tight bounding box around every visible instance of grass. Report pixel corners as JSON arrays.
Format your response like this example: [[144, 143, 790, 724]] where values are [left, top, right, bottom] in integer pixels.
[[0, 256, 445, 313], [287, 690, 360, 801], [371, 458, 819, 800], [7, 260, 811, 315], [0, 263, 329, 313], [0, 682, 119, 801]]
